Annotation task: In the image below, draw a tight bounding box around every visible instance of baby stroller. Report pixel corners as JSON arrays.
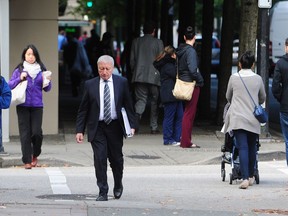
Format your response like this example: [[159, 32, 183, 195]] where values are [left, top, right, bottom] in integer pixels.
[[220, 132, 260, 185]]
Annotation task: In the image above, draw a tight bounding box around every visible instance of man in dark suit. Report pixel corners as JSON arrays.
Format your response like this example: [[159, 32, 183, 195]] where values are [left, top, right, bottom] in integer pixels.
[[75, 55, 136, 201]]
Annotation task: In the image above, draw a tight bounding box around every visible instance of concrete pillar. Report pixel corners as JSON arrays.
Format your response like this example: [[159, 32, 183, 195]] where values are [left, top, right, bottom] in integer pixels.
[[0, 0, 10, 142]]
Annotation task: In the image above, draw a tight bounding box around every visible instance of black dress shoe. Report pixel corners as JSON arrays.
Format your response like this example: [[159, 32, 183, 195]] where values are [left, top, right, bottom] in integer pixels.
[[113, 185, 123, 199], [96, 194, 108, 201]]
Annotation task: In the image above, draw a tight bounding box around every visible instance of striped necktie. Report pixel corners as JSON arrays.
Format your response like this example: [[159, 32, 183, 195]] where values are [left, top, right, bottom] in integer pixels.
[[103, 80, 112, 124]]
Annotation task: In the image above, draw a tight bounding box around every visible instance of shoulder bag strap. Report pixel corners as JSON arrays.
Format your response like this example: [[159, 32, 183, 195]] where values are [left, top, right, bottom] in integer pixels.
[[238, 72, 257, 107], [176, 58, 179, 79]]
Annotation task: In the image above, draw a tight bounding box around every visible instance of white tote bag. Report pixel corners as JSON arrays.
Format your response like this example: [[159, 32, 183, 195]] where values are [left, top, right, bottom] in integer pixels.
[[11, 80, 28, 105]]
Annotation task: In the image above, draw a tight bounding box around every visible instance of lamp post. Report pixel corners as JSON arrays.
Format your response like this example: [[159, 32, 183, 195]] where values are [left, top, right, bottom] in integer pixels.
[[257, 0, 272, 137]]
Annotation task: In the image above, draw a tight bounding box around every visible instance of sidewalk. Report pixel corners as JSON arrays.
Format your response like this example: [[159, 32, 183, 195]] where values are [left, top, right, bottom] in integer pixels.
[[0, 123, 286, 168]]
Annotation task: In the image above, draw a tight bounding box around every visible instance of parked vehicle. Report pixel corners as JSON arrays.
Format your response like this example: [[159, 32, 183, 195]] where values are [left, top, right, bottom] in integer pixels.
[[195, 34, 221, 74], [269, 1, 288, 76]]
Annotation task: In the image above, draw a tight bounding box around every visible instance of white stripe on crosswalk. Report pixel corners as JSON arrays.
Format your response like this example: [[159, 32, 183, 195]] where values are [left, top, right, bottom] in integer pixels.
[[45, 167, 71, 194]]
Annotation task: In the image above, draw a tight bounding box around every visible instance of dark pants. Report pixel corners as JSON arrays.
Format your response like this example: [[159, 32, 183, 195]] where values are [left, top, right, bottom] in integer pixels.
[[233, 129, 257, 180], [16, 106, 43, 164], [180, 86, 200, 147], [91, 120, 124, 196], [162, 101, 183, 144]]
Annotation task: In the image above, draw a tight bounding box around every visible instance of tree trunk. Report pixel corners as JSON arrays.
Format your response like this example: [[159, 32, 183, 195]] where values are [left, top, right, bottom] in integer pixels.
[[239, 0, 258, 57], [216, 0, 236, 125], [178, 0, 195, 45], [198, 0, 213, 120], [145, 0, 160, 37], [160, 0, 174, 46], [134, 0, 143, 37]]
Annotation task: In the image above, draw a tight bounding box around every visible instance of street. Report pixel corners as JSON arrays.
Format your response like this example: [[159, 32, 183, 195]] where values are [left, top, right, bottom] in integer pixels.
[[1, 161, 288, 216], [0, 66, 286, 216]]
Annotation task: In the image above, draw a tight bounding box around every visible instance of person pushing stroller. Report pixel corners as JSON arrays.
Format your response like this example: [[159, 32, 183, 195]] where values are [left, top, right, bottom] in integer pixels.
[[222, 51, 266, 189]]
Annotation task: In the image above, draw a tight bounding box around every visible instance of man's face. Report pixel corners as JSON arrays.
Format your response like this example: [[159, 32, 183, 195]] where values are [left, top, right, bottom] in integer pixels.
[[98, 62, 113, 80]]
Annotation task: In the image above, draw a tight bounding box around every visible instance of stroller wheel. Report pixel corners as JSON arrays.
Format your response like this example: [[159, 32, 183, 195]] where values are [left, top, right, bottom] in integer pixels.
[[255, 173, 260, 184], [229, 173, 233, 184], [221, 169, 226, 182]]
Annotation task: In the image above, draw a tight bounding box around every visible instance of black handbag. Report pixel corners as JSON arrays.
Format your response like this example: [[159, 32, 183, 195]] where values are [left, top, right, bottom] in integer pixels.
[[238, 73, 268, 124]]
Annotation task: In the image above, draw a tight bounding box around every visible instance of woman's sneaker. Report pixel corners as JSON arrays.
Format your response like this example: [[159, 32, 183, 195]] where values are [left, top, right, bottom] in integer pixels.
[[249, 177, 255, 186], [239, 179, 249, 189]]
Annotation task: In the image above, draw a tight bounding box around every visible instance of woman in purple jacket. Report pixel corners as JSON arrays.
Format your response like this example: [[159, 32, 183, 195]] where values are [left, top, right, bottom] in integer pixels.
[[9, 44, 52, 169]]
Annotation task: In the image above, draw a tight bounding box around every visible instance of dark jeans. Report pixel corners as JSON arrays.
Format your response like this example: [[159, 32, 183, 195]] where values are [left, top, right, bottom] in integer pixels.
[[233, 129, 257, 180], [17, 106, 43, 164], [162, 101, 183, 144]]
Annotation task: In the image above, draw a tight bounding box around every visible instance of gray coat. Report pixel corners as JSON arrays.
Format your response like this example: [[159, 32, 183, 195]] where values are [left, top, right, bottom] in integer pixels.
[[130, 34, 164, 86], [224, 69, 266, 135]]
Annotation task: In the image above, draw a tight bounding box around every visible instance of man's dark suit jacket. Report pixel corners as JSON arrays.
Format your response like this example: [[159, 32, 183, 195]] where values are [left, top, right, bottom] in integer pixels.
[[76, 74, 135, 142]]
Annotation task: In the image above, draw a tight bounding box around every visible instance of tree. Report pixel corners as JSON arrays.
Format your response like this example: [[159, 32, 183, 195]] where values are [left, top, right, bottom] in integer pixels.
[[239, 0, 258, 59], [160, 0, 174, 46], [198, 0, 214, 120], [177, 0, 195, 45], [216, 0, 237, 125]]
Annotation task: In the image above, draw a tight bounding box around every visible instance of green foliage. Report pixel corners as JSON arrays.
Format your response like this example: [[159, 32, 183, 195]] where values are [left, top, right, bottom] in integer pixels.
[[75, 0, 126, 27]]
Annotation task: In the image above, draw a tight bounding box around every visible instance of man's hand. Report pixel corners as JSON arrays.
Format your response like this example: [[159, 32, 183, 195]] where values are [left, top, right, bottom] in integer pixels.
[[76, 133, 84, 143]]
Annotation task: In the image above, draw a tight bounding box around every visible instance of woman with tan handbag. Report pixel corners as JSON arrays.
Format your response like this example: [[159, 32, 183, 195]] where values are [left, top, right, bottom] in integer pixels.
[[176, 26, 204, 148]]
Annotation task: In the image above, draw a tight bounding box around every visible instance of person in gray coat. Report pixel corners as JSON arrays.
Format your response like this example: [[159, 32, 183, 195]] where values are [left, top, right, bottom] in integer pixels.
[[130, 21, 164, 134], [224, 51, 266, 189]]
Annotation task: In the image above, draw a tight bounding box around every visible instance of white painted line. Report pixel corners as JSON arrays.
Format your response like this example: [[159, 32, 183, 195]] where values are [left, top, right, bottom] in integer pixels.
[[278, 168, 288, 175], [45, 168, 71, 195]]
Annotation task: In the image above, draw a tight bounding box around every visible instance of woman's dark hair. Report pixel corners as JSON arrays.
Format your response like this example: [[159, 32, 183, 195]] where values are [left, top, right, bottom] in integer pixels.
[[184, 26, 196, 40], [285, 38, 288, 46], [239, 50, 255, 69], [16, 44, 46, 71]]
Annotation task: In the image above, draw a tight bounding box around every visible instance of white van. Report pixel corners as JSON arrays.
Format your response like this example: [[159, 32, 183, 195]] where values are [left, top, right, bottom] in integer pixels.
[[269, 1, 288, 68]]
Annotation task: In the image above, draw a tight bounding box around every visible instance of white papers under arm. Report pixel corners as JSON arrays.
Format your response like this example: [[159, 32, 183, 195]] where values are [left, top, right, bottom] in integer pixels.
[[121, 107, 133, 137]]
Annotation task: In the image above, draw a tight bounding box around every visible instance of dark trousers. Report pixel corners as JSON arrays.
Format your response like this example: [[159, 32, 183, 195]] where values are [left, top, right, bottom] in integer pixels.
[[162, 101, 183, 144], [91, 120, 124, 196], [16, 106, 43, 164], [233, 129, 257, 180], [180, 86, 200, 147]]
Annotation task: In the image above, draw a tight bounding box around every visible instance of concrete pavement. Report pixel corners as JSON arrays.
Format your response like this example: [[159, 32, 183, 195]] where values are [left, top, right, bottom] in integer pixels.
[[0, 124, 287, 216], [0, 124, 286, 168]]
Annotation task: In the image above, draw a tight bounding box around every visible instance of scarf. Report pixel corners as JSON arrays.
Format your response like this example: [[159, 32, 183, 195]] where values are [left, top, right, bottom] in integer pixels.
[[23, 61, 41, 79]]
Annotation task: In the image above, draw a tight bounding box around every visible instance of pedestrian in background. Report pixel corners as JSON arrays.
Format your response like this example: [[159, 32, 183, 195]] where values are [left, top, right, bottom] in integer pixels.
[[176, 26, 204, 148], [0, 75, 12, 155], [85, 29, 101, 77], [272, 38, 288, 166], [75, 55, 136, 201], [63, 33, 92, 97], [224, 51, 266, 189], [130, 21, 164, 134], [153, 45, 183, 146], [8, 44, 52, 169], [58, 29, 67, 51]]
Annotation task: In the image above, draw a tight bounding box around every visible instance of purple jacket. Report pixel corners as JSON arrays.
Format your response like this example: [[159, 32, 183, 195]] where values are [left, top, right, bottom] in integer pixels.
[[8, 68, 52, 107]]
